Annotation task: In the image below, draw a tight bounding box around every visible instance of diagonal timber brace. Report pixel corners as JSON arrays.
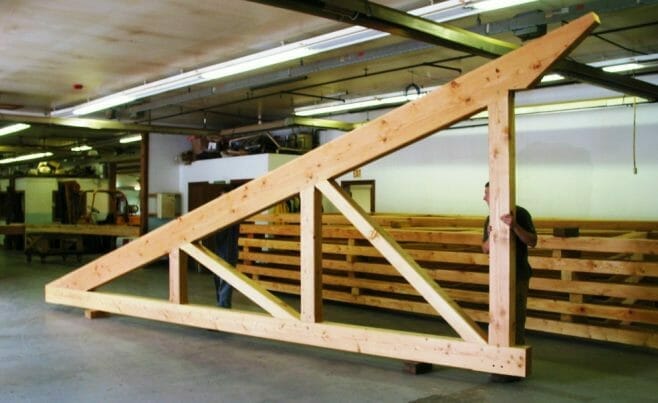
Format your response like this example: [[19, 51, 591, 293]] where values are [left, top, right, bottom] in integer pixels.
[[180, 243, 299, 320], [45, 13, 599, 377], [317, 179, 486, 344]]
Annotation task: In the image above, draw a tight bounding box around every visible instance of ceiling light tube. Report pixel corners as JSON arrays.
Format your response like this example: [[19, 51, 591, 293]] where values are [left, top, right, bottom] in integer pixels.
[[0, 151, 53, 165], [126, 76, 206, 99], [472, 0, 536, 11], [71, 145, 93, 152], [468, 95, 648, 119], [541, 73, 565, 83], [295, 90, 430, 117], [0, 123, 30, 136], [50, 3, 495, 119], [412, 0, 482, 21], [305, 26, 388, 52], [72, 95, 136, 116], [588, 53, 658, 69], [200, 46, 313, 80], [602, 63, 645, 73], [119, 134, 142, 143]]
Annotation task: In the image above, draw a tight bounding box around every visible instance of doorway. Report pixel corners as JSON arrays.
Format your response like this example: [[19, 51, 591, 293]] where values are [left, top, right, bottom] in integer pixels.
[[341, 180, 375, 213], [0, 188, 25, 249], [187, 179, 250, 251]]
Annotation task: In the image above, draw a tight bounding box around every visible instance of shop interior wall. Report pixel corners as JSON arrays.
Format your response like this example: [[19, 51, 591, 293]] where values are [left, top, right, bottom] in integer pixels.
[[147, 85, 657, 222], [320, 102, 657, 221], [174, 152, 296, 214], [14, 177, 109, 224]]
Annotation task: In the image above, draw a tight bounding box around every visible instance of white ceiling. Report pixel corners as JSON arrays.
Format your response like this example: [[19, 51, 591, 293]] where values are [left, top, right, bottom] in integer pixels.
[[1, 0, 657, 168]]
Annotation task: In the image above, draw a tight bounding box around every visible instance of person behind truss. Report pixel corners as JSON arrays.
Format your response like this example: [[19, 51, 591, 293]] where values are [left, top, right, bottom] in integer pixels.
[[213, 223, 240, 308], [481, 182, 537, 382]]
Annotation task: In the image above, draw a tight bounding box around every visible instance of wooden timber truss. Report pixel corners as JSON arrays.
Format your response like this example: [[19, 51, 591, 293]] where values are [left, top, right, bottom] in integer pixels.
[[46, 13, 599, 377]]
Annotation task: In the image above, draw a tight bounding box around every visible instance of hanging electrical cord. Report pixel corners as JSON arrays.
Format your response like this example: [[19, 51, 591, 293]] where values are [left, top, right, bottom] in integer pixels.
[[404, 82, 421, 97], [632, 96, 638, 175]]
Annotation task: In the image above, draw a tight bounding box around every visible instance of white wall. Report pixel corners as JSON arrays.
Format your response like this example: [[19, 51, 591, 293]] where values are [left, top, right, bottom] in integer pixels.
[[145, 81, 658, 222], [148, 134, 297, 215], [15, 177, 109, 224], [149, 133, 188, 194], [268, 153, 299, 172], [178, 153, 297, 213], [324, 102, 657, 220], [519, 104, 656, 219]]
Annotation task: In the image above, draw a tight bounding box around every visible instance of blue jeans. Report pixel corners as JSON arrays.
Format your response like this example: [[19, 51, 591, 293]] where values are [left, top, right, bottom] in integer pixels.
[[214, 275, 233, 308], [213, 224, 240, 308]]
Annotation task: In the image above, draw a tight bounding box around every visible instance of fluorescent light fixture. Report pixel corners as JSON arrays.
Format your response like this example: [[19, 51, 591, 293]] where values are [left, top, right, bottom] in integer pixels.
[[72, 95, 136, 116], [306, 26, 388, 52], [516, 96, 648, 114], [588, 53, 658, 71], [295, 89, 431, 117], [602, 63, 644, 73], [299, 80, 649, 119], [409, 0, 470, 16], [0, 123, 30, 136], [200, 46, 313, 80], [541, 74, 565, 83], [469, 96, 648, 119], [71, 145, 93, 152], [52, 1, 518, 118], [119, 134, 142, 143], [0, 151, 53, 165], [472, 0, 536, 11], [294, 50, 656, 118]]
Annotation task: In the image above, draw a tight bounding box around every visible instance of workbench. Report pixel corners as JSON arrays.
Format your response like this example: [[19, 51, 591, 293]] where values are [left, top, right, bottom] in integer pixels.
[[23, 224, 140, 263], [0, 224, 25, 250]]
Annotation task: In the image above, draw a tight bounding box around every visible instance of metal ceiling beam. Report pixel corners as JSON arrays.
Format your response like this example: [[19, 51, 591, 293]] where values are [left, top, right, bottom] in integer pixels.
[[288, 116, 358, 131], [214, 117, 356, 137], [250, 0, 516, 57], [0, 113, 215, 136], [469, 0, 658, 37], [0, 146, 50, 154], [248, 0, 658, 101]]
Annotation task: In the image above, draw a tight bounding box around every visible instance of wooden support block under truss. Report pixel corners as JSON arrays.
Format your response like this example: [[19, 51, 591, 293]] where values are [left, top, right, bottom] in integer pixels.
[[84, 309, 110, 319], [45, 13, 599, 377], [404, 361, 433, 375]]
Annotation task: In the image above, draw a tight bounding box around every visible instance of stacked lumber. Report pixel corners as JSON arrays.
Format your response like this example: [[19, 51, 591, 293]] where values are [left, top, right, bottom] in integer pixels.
[[238, 213, 658, 349]]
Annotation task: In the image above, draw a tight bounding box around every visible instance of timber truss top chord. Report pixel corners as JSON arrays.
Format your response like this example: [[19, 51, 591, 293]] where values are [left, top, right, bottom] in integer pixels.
[[45, 13, 600, 377]]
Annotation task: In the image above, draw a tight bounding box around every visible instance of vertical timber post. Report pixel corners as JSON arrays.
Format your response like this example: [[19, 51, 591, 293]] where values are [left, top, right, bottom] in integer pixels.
[[488, 91, 517, 347], [139, 132, 149, 236], [300, 186, 323, 322], [169, 247, 188, 304], [108, 162, 117, 218]]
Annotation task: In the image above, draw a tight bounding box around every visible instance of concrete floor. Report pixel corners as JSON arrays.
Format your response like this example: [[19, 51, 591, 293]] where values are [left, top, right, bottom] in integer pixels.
[[1, 249, 656, 403]]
